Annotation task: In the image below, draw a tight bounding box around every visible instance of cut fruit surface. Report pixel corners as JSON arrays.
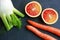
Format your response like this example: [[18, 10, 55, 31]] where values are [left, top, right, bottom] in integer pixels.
[[25, 1, 42, 17], [41, 8, 58, 24]]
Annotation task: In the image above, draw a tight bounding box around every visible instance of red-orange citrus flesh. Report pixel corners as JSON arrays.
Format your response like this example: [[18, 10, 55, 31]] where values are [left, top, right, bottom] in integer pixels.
[[25, 1, 42, 17], [42, 8, 58, 24]]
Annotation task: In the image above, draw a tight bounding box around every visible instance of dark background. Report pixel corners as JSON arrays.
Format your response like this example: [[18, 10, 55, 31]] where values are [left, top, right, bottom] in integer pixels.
[[0, 0, 60, 40]]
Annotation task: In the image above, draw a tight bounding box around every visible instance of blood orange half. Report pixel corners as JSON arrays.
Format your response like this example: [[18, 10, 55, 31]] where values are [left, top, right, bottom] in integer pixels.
[[25, 1, 42, 18], [41, 8, 58, 24]]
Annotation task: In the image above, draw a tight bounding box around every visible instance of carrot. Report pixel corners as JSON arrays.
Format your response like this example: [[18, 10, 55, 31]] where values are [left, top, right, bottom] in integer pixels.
[[27, 20, 60, 36], [26, 25, 57, 40]]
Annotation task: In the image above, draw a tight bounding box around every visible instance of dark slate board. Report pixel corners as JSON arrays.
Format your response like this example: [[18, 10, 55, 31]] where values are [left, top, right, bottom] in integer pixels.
[[0, 0, 60, 40]]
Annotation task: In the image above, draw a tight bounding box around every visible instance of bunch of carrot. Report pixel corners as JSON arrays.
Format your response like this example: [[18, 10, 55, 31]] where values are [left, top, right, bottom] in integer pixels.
[[26, 20, 60, 40]]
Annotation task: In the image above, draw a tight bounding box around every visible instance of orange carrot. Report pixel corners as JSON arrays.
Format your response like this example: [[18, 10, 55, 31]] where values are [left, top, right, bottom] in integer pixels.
[[27, 20, 60, 36], [26, 25, 57, 40]]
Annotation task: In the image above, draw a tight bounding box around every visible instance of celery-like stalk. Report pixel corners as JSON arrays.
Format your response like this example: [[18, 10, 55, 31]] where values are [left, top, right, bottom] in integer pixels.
[[1, 15, 13, 31], [13, 8, 25, 17], [11, 14, 22, 28], [0, 0, 25, 31]]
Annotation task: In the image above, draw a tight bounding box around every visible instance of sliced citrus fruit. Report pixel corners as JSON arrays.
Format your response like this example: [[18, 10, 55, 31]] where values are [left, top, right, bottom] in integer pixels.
[[41, 8, 58, 24], [25, 1, 42, 18]]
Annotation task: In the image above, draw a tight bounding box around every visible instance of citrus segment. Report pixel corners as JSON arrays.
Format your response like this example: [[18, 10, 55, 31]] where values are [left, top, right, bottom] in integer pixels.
[[25, 1, 42, 17], [42, 8, 58, 24]]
